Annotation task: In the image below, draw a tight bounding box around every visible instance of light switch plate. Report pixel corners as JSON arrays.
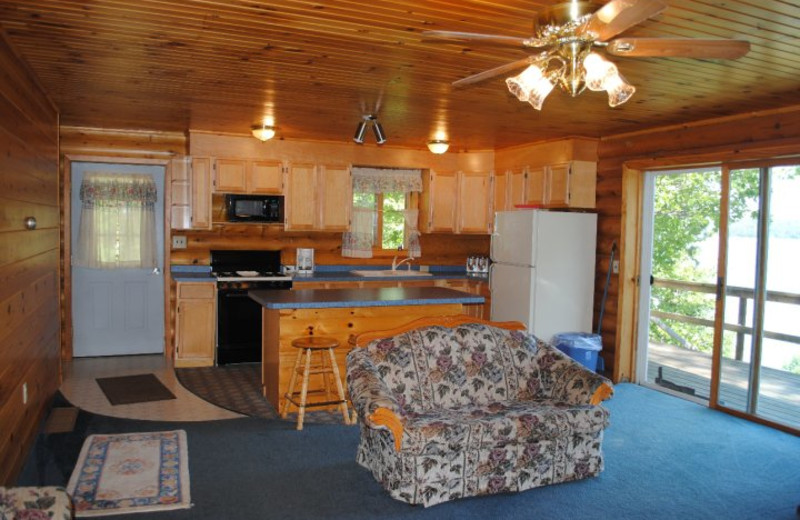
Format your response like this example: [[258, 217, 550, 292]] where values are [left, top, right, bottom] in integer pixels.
[[172, 235, 187, 249]]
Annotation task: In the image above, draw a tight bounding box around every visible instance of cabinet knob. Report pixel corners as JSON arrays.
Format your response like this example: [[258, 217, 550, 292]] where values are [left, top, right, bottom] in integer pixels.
[[24, 216, 37, 230]]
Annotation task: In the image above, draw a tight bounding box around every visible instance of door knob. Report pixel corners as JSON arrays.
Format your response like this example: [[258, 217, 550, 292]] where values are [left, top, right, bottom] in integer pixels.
[[152, 267, 161, 275]]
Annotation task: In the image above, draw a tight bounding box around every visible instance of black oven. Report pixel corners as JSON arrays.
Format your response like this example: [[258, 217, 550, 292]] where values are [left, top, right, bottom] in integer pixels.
[[211, 250, 292, 365], [225, 194, 284, 223]]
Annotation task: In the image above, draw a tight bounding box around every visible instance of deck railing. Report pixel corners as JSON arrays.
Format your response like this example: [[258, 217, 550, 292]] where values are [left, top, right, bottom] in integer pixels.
[[650, 278, 800, 361]]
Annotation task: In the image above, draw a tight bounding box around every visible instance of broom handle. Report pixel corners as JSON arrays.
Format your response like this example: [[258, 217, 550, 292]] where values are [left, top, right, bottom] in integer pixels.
[[597, 242, 617, 335]]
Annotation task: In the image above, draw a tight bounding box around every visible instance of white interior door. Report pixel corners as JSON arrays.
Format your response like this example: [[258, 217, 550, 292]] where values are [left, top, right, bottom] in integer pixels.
[[71, 162, 165, 357]]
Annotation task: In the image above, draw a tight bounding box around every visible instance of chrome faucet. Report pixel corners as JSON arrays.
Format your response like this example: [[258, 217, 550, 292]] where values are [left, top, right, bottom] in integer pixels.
[[392, 255, 414, 271]]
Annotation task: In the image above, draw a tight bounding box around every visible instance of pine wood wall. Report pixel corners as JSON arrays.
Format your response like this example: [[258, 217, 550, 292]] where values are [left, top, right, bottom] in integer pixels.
[[0, 33, 60, 485], [596, 106, 800, 382]]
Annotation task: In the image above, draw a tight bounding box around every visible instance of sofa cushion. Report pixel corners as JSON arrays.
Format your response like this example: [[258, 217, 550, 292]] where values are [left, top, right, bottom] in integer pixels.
[[365, 324, 539, 413], [400, 400, 610, 456]]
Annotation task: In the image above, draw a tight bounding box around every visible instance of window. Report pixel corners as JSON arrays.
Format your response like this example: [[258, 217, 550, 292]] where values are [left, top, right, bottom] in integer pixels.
[[354, 191, 408, 250], [75, 173, 158, 269], [342, 167, 422, 258]]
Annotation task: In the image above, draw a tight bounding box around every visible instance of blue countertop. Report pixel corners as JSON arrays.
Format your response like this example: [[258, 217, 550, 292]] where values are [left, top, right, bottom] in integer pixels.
[[171, 265, 489, 283], [249, 287, 484, 310]]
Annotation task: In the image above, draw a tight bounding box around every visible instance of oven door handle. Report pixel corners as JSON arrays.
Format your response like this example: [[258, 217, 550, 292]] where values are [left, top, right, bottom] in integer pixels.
[[219, 291, 253, 298]]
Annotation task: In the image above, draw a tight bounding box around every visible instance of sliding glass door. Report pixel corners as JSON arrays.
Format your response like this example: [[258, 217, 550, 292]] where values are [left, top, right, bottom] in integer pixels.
[[639, 163, 800, 432], [638, 168, 722, 403], [718, 165, 800, 430]]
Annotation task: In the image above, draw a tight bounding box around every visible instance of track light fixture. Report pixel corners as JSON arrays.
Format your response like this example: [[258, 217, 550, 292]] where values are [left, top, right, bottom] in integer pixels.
[[353, 120, 368, 143], [372, 121, 386, 144], [353, 115, 386, 145]]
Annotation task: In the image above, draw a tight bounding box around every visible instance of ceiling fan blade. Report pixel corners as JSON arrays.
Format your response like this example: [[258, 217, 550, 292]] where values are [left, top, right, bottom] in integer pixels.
[[582, 0, 667, 42], [422, 30, 543, 48], [607, 38, 751, 58], [452, 57, 533, 88]]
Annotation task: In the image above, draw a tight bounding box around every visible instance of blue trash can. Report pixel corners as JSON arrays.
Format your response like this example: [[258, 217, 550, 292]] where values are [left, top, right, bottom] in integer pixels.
[[551, 332, 603, 372]]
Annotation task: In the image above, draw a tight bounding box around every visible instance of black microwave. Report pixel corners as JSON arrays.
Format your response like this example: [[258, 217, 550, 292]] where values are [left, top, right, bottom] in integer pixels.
[[225, 194, 284, 223]]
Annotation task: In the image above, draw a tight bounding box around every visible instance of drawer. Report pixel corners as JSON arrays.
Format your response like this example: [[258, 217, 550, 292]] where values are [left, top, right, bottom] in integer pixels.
[[178, 283, 215, 299]]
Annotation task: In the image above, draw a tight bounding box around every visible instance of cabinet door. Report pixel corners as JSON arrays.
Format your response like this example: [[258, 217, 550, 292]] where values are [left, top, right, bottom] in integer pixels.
[[175, 286, 215, 367], [492, 171, 508, 214], [214, 158, 247, 193], [285, 163, 317, 230], [458, 171, 492, 234], [317, 165, 351, 231], [426, 170, 458, 232], [190, 157, 212, 230], [564, 160, 597, 208], [525, 166, 547, 204], [509, 168, 527, 208], [248, 160, 283, 194], [547, 163, 571, 206]]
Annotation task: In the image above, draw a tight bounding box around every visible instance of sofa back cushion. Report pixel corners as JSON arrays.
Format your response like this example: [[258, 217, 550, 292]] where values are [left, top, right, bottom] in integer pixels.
[[364, 323, 540, 413]]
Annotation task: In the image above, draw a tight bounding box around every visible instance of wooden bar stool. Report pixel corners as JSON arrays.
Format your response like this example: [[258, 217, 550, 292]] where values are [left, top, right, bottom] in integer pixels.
[[281, 336, 350, 430]]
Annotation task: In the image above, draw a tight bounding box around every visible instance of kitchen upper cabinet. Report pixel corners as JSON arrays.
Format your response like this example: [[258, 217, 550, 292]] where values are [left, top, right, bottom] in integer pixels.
[[214, 158, 247, 193], [422, 170, 492, 234], [421, 170, 458, 233], [170, 156, 212, 230], [285, 163, 317, 230], [213, 158, 283, 194], [175, 282, 216, 367], [492, 168, 526, 213], [522, 161, 596, 208], [285, 163, 351, 231], [317, 164, 351, 231], [249, 160, 283, 194], [458, 171, 493, 234]]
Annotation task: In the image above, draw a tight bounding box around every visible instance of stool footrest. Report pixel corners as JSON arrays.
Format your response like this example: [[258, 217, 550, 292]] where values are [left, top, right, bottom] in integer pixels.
[[284, 396, 346, 409]]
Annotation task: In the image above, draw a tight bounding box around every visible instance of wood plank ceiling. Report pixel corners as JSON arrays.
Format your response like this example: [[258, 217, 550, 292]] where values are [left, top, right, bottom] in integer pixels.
[[0, 0, 798, 151]]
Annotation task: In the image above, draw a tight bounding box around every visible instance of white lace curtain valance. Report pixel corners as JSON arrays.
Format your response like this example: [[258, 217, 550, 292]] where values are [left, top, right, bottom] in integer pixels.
[[351, 167, 422, 194]]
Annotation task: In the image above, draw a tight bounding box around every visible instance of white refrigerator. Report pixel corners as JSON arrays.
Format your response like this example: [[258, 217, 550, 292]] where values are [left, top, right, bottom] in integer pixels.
[[490, 210, 597, 342]]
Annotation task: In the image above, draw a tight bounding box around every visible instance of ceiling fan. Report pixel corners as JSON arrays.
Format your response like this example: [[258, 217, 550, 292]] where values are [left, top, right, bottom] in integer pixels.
[[422, 0, 750, 109]]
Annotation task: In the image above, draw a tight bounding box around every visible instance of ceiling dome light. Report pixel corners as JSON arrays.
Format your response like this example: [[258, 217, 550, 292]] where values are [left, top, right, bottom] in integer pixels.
[[251, 124, 276, 141], [427, 140, 450, 154]]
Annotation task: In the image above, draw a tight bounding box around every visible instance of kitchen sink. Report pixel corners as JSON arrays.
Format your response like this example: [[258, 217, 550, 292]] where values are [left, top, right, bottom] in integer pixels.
[[351, 269, 432, 277]]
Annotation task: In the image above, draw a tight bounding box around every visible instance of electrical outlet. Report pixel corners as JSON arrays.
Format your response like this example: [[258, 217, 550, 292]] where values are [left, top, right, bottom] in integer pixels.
[[612, 260, 620, 274], [22, 382, 28, 404], [172, 235, 187, 249]]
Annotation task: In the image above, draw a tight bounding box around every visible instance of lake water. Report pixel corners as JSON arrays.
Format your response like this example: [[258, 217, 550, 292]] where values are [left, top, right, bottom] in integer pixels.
[[699, 235, 800, 369]]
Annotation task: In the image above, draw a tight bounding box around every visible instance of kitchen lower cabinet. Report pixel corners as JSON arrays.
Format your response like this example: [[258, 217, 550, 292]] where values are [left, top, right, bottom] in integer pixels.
[[175, 282, 216, 367]]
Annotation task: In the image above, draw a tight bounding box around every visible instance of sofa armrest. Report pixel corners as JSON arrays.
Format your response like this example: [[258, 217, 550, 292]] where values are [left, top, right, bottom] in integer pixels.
[[530, 340, 614, 406], [346, 349, 406, 450]]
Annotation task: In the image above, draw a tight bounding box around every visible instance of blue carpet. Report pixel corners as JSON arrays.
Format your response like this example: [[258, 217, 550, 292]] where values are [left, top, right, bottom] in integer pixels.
[[19, 384, 800, 519]]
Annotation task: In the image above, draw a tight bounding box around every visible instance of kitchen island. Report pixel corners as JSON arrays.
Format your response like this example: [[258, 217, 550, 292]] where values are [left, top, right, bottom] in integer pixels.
[[249, 287, 484, 412]]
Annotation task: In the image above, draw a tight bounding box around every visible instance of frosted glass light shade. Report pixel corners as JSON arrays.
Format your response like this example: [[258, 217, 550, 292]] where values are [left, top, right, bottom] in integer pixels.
[[251, 125, 276, 141], [605, 72, 636, 107], [526, 77, 555, 110], [427, 140, 449, 154], [583, 52, 616, 92], [506, 65, 545, 102]]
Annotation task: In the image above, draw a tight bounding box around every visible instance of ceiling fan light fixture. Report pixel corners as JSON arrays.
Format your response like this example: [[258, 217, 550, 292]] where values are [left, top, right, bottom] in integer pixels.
[[251, 124, 276, 141], [427, 139, 450, 154]]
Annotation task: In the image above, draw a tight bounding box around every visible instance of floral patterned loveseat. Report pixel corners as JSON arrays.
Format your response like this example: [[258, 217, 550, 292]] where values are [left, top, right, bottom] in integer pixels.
[[346, 316, 614, 507]]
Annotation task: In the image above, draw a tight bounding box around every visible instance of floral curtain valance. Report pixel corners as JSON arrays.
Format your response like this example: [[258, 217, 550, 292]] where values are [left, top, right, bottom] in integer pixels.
[[352, 167, 422, 194], [80, 173, 157, 207]]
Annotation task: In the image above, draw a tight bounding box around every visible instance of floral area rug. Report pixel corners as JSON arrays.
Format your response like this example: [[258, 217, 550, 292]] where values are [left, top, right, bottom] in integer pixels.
[[66, 430, 190, 517]]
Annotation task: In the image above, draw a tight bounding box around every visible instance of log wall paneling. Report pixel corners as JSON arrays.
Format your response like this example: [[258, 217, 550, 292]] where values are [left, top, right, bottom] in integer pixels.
[[0, 32, 60, 485], [596, 106, 800, 383]]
